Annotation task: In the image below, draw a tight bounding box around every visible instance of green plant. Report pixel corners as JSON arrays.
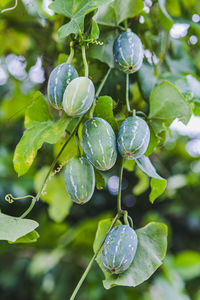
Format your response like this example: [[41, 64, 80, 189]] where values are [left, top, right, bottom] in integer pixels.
[[1, 0, 200, 299]]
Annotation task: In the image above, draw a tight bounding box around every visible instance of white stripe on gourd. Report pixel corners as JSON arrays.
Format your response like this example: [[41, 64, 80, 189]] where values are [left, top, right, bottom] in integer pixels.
[[82, 117, 117, 171], [48, 63, 78, 109], [63, 77, 95, 117], [64, 156, 95, 204], [117, 116, 150, 160], [101, 225, 138, 274], [113, 31, 144, 74]]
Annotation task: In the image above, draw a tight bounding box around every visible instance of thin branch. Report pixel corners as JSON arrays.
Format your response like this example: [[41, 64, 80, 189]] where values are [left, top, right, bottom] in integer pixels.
[[69, 214, 119, 300]]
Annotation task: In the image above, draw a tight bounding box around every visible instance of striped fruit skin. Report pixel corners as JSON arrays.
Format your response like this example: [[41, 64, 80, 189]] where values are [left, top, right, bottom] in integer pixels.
[[63, 77, 95, 117], [117, 116, 150, 160], [82, 117, 117, 171], [47, 63, 78, 109], [102, 225, 138, 274], [64, 156, 95, 204], [113, 31, 144, 74]]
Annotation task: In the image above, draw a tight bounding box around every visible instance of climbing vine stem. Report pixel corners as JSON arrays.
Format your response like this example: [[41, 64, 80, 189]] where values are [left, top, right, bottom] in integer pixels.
[[67, 41, 75, 64], [20, 116, 84, 218], [95, 67, 112, 98], [69, 213, 119, 300], [79, 31, 89, 77], [126, 73, 130, 113]]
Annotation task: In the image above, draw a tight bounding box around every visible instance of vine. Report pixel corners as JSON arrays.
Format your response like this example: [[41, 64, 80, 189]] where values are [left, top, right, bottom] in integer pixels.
[[1, 0, 18, 13], [2, 0, 180, 297]]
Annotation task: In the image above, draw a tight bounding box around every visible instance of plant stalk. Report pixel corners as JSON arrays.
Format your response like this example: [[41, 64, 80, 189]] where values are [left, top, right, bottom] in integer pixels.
[[81, 43, 89, 77], [117, 158, 124, 216], [67, 41, 75, 64], [20, 116, 83, 218], [126, 73, 130, 113], [69, 214, 119, 300], [95, 67, 111, 98]]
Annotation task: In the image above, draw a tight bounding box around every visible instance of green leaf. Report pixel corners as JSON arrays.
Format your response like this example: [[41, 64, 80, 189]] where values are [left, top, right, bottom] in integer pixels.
[[88, 29, 119, 68], [0, 213, 39, 242], [136, 155, 164, 180], [95, 0, 144, 26], [13, 117, 71, 176], [9, 230, 39, 244], [89, 19, 100, 40], [158, 0, 174, 30], [0, 83, 35, 122], [144, 123, 159, 156], [34, 167, 72, 223], [54, 136, 78, 164], [136, 156, 167, 202], [133, 168, 149, 196], [94, 168, 105, 190], [49, 0, 113, 39], [149, 81, 191, 128], [173, 251, 200, 280], [28, 249, 65, 276], [123, 159, 135, 172], [93, 219, 168, 289], [137, 62, 157, 102], [25, 91, 52, 128], [150, 178, 167, 204], [94, 96, 118, 133]]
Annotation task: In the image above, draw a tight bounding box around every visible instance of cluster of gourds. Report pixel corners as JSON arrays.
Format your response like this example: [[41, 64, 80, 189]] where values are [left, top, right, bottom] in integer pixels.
[[47, 31, 149, 275]]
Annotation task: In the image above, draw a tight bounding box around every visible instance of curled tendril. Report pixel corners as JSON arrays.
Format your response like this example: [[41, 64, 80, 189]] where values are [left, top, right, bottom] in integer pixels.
[[41, 160, 69, 196], [5, 194, 15, 203], [1, 0, 18, 13], [86, 39, 104, 46], [5, 193, 34, 204]]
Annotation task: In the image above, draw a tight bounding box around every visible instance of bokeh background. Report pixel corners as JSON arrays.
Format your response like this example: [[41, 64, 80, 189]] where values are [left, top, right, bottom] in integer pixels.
[[0, 0, 200, 299]]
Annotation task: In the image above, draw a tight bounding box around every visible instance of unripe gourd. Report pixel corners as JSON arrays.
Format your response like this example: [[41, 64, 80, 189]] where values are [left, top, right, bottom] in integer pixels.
[[82, 117, 117, 171], [47, 63, 78, 109], [63, 77, 95, 117], [64, 156, 95, 204], [113, 31, 144, 74], [117, 116, 150, 159], [102, 225, 138, 274]]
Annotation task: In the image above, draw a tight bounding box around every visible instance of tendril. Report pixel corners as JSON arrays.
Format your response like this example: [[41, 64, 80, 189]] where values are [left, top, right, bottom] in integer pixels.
[[1, 0, 18, 13], [5, 194, 34, 204], [84, 39, 104, 46], [41, 160, 69, 196]]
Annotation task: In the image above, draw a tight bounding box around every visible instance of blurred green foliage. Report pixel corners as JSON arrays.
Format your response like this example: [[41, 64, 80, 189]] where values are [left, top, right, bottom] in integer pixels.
[[0, 0, 200, 299]]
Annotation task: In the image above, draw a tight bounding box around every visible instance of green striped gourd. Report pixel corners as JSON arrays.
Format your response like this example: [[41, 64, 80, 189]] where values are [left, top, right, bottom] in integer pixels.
[[63, 77, 95, 117], [113, 31, 144, 74], [64, 156, 95, 204], [82, 117, 117, 171], [117, 116, 150, 159], [47, 63, 78, 109], [102, 225, 138, 274]]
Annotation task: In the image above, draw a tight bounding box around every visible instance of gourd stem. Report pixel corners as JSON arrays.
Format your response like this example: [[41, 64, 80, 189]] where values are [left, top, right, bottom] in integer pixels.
[[117, 158, 124, 216], [81, 43, 89, 77], [20, 197, 37, 218], [69, 214, 119, 300], [96, 67, 112, 98], [124, 19, 128, 31], [1, 0, 18, 13], [123, 210, 129, 226], [67, 41, 75, 64], [128, 215, 134, 228], [20, 116, 83, 218], [126, 73, 130, 113]]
